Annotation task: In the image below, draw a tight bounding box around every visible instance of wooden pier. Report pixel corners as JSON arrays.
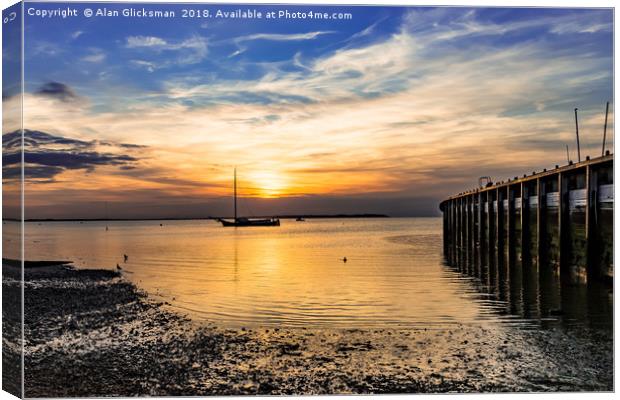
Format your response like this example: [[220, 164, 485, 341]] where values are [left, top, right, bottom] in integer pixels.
[[440, 153, 613, 286]]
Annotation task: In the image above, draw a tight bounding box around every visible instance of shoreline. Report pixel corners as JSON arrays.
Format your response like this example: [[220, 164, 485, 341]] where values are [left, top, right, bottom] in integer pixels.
[[4, 261, 613, 396], [4, 214, 393, 223]]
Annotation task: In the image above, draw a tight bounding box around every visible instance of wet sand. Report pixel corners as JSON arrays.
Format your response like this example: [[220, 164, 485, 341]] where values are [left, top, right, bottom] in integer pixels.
[[4, 262, 612, 396]]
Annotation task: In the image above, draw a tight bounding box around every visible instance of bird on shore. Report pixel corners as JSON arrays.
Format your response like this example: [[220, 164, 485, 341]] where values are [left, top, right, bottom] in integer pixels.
[[116, 263, 122, 271], [123, 254, 128, 262], [342, 257, 348, 263]]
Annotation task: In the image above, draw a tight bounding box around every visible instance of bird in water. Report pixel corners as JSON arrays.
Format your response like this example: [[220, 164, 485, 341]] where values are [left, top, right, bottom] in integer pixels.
[[116, 263, 122, 271], [342, 257, 347, 263], [123, 254, 128, 262]]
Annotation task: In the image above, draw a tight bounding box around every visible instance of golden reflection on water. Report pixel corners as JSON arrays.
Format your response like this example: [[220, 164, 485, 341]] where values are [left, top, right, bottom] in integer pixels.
[[18, 218, 599, 329]]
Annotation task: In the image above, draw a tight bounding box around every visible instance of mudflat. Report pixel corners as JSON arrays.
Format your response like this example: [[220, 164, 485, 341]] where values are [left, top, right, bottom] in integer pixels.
[[3, 262, 612, 396]]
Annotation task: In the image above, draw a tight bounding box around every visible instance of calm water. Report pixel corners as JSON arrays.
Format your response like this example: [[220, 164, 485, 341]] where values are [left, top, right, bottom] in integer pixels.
[[14, 218, 610, 329]]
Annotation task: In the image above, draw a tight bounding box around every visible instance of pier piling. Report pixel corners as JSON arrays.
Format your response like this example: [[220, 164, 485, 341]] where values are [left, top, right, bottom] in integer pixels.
[[440, 154, 613, 305]]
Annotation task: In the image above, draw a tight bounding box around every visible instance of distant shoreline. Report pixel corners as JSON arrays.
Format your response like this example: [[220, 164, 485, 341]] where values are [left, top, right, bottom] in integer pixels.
[[4, 214, 391, 223]]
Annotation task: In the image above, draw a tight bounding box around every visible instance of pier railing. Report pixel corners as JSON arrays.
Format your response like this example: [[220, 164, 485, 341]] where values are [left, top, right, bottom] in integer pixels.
[[440, 153, 613, 284]]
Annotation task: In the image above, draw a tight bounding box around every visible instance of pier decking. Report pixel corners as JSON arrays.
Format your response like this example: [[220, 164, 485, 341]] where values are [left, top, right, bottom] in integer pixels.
[[440, 153, 613, 286]]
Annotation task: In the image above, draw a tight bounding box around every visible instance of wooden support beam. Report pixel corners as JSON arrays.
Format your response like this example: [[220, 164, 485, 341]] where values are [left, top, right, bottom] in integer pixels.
[[497, 187, 504, 269], [478, 191, 485, 279], [469, 195, 474, 275], [558, 172, 568, 277], [586, 165, 598, 280], [521, 182, 529, 266], [452, 200, 457, 266], [470, 195, 476, 276], [447, 201, 452, 265], [464, 196, 469, 274], [507, 185, 514, 268], [536, 178, 543, 269], [456, 197, 463, 270]]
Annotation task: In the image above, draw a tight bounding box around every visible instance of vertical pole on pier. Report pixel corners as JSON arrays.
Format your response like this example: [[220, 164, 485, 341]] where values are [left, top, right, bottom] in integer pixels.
[[602, 101, 609, 156], [574, 108, 581, 163]]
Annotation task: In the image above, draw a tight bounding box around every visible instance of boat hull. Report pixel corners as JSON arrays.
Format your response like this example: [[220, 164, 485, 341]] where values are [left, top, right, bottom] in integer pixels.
[[218, 218, 280, 227]]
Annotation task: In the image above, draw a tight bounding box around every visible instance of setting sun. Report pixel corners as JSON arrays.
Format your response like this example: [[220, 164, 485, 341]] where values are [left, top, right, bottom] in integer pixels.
[[244, 171, 289, 198]]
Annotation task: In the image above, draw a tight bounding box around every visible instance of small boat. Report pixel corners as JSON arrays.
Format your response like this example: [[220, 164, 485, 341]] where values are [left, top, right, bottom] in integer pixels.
[[218, 217, 280, 227], [218, 169, 280, 227]]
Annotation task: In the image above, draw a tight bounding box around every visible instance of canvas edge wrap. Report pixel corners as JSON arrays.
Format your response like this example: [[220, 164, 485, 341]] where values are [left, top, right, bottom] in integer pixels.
[[2, 1, 25, 398]]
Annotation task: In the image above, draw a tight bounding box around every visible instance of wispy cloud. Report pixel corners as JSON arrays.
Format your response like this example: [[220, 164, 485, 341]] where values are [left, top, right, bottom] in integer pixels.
[[126, 35, 168, 48], [125, 35, 208, 68], [228, 30, 334, 58], [81, 48, 106, 63], [236, 31, 334, 42], [130, 60, 158, 73]]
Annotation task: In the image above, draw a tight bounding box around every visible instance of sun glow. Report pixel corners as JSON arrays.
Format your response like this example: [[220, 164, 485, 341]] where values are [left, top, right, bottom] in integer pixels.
[[244, 171, 289, 198]]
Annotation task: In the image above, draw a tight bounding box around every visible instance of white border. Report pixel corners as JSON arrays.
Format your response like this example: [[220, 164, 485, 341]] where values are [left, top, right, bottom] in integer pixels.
[[0, 1, 616, 400]]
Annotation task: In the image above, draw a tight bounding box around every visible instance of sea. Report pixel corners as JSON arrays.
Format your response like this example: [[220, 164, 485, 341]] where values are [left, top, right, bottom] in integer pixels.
[[9, 217, 612, 330]]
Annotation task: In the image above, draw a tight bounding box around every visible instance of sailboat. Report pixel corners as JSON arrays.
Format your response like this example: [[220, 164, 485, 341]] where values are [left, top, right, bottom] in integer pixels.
[[217, 169, 280, 227]]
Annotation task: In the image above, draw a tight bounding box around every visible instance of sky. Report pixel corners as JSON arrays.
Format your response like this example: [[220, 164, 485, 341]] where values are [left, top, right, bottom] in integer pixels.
[[2, 2, 614, 219]]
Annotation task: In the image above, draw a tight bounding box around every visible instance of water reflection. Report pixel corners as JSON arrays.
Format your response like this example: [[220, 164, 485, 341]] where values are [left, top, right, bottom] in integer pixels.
[[20, 216, 612, 331], [23, 218, 510, 329], [447, 205, 613, 331]]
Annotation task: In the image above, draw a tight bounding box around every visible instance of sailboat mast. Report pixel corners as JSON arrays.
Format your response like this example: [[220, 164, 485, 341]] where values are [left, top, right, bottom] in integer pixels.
[[234, 168, 237, 221]]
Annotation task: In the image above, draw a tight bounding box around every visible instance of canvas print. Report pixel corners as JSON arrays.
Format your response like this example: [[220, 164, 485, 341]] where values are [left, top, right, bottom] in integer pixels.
[[1, 1, 614, 397]]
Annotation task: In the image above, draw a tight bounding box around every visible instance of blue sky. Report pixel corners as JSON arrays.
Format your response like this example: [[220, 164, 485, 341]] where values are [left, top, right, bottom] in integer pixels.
[[3, 3, 614, 218], [22, 5, 612, 107]]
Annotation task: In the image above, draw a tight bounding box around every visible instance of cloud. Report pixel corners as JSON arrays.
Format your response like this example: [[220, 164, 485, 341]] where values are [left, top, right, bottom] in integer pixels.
[[237, 31, 334, 42], [3, 129, 92, 150], [81, 48, 106, 63], [125, 35, 208, 68], [125, 36, 169, 48], [28, 41, 63, 57], [131, 60, 157, 72], [71, 30, 84, 40], [2, 130, 143, 182], [228, 31, 333, 58], [35, 82, 78, 102]]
